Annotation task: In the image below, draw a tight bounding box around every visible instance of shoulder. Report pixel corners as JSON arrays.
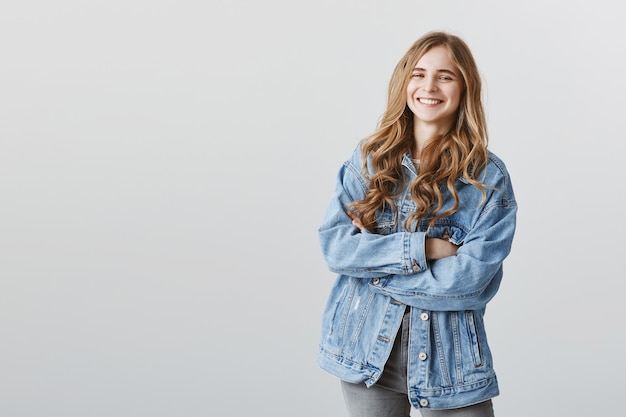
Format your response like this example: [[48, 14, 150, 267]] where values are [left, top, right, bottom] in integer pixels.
[[486, 151, 511, 175], [346, 140, 369, 167], [333, 142, 369, 194], [344, 141, 371, 178], [483, 151, 516, 201], [482, 151, 513, 182]]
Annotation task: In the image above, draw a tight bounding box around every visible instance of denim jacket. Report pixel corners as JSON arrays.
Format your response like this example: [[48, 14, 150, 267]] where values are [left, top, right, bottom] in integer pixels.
[[317, 145, 517, 410]]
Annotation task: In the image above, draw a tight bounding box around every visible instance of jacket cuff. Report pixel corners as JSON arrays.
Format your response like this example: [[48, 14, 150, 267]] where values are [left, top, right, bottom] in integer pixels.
[[406, 232, 427, 273]]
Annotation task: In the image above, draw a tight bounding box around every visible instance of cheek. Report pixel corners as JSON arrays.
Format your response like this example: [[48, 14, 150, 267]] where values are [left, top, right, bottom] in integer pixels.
[[406, 80, 419, 95], [445, 88, 462, 107], [452, 86, 464, 102], [406, 85, 418, 100]]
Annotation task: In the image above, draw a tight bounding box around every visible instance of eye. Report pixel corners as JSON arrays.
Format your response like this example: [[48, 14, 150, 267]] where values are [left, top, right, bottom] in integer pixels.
[[411, 72, 424, 78]]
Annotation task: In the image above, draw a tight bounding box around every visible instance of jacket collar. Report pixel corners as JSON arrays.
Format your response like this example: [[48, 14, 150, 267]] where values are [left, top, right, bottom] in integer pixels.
[[402, 153, 470, 184]]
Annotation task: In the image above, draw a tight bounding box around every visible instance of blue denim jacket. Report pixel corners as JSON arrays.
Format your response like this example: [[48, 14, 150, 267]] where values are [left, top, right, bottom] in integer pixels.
[[317, 145, 517, 410]]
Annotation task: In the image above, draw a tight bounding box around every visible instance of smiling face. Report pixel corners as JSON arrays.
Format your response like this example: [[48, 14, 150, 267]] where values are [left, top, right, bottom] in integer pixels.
[[406, 45, 464, 134]]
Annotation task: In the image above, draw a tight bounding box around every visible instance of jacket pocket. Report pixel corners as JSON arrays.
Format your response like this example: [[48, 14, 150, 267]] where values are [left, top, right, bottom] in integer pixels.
[[324, 278, 356, 342], [425, 219, 469, 246], [465, 310, 484, 367], [374, 204, 397, 235]]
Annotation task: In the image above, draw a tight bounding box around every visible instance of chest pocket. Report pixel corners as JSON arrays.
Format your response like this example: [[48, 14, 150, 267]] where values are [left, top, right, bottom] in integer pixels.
[[398, 197, 419, 233], [399, 197, 470, 245], [426, 220, 469, 246], [374, 203, 397, 235]]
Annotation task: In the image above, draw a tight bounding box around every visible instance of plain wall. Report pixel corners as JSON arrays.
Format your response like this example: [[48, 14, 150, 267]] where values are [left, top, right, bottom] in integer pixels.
[[1, 1, 624, 416]]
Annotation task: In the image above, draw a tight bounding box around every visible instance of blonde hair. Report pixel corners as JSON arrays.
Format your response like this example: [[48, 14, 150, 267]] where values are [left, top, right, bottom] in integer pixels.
[[350, 31, 489, 232]]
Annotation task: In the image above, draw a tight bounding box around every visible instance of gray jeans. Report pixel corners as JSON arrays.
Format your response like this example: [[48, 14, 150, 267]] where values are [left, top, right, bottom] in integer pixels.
[[341, 309, 495, 417]]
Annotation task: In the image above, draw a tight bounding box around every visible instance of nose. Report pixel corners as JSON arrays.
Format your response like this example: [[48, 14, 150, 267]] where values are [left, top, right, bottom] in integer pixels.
[[422, 76, 437, 92]]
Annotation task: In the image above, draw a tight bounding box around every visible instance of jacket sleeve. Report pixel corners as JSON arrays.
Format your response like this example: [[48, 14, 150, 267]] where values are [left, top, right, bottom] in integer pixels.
[[318, 156, 428, 278], [373, 170, 517, 311]]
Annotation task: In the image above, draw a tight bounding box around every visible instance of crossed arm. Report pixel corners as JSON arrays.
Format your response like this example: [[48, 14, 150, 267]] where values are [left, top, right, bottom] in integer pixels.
[[347, 211, 458, 260]]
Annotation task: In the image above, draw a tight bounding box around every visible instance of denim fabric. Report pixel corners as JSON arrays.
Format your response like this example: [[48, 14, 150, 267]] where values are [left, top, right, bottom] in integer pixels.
[[317, 145, 517, 410], [341, 308, 495, 416]]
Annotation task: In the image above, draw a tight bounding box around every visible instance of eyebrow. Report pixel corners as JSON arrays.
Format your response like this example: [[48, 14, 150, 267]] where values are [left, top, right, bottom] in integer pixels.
[[413, 67, 458, 77]]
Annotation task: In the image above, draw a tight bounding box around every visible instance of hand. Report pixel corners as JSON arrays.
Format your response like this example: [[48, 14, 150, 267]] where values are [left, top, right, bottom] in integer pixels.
[[425, 238, 459, 260], [347, 211, 365, 230]]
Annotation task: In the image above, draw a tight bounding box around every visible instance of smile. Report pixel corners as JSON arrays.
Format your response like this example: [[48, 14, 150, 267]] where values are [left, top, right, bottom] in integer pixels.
[[419, 98, 442, 105]]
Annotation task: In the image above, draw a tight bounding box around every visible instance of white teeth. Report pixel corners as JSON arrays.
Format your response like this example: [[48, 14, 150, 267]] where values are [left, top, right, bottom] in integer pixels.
[[419, 98, 440, 105]]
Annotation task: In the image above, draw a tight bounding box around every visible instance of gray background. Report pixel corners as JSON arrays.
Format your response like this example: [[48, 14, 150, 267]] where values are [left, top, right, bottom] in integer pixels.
[[1, 1, 624, 416]]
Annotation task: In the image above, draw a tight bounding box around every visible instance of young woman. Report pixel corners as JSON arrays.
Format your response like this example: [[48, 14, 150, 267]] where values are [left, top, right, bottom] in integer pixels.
[[317, 31, 517, 417]]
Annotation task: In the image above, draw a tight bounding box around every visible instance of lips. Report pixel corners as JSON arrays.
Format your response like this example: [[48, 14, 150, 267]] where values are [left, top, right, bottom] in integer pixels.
[[418, 98, 442, 105]]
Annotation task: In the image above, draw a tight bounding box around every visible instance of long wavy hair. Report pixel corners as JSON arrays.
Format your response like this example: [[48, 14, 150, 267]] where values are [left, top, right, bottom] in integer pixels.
[[350, 31, 489, 232]]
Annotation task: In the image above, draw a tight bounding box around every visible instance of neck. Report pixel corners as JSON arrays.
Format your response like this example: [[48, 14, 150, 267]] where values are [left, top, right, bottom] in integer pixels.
[[412, 118, 453, 157], [413, 124, 439, 157]]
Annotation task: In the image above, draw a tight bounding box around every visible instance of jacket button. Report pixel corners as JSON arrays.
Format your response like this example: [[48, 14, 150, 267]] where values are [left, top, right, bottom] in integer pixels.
[[412, 259, 421, 272], [420, 312, 429, 321], [372, 278, 380, 285], [418, 352, 427, 360], [419, 399, 429, 407]]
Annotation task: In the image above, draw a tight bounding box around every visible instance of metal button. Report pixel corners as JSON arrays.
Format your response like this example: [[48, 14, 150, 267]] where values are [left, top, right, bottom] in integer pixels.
[[418, 352, 427, 360], [372, 278, 380, 285], [412, 259, 421, 272], [419, 399, 429, 407], [420, 312, 429, 321]]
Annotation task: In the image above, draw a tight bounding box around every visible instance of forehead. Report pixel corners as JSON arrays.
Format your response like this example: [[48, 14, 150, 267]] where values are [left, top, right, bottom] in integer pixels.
[[414, 45, 456, 70]]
